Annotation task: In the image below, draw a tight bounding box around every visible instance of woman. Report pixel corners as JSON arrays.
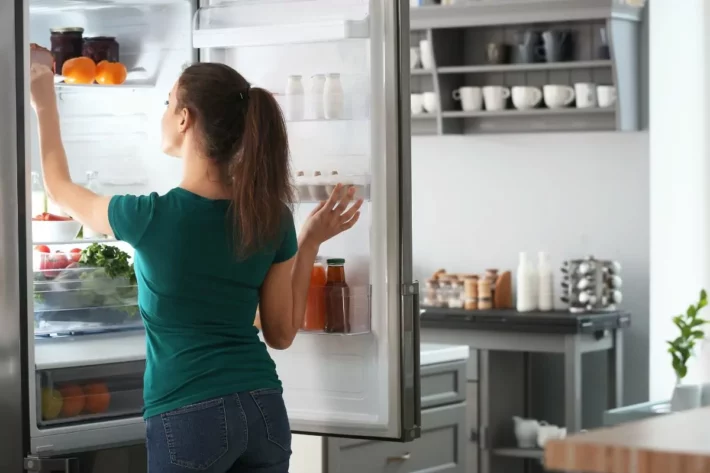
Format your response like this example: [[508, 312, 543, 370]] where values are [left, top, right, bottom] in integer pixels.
[[29, 61, 363, 473]]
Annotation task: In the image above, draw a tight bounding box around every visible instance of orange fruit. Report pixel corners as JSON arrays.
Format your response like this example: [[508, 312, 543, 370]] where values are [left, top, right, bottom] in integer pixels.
[[58, 383, 85, 417], [62, 57, 96, 85], [95, 61, 127, 86], [82, 382, 111, 414]]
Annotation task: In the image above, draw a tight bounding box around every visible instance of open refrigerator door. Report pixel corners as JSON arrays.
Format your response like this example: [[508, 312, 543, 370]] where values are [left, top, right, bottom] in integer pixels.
[[193, 0, 419, 440], [3, 0, 417, 464]]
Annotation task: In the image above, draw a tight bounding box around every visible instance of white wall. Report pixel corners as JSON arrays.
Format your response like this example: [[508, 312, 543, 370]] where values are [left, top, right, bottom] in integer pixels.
[[412, 132, 650, 410], [649, 0, 710, 400]]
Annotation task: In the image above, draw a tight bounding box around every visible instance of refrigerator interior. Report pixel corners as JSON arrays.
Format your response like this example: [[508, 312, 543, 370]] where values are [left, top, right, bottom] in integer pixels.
[[27, 0, 408, 454]]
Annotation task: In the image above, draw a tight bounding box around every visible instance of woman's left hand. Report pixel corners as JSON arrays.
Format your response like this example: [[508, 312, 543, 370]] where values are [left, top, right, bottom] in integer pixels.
[[300, 184, 363, 247], [30, 63, 57, 112]]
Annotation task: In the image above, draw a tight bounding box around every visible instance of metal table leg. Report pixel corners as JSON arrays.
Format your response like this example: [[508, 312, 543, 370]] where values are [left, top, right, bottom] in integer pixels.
[[564, 335, 582, 433], [607, 329, 624, 409]]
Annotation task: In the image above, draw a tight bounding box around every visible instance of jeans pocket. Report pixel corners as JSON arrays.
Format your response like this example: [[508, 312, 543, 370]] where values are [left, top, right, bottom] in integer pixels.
[[250, 389, 292, 452], [160, 398, 229, 471]]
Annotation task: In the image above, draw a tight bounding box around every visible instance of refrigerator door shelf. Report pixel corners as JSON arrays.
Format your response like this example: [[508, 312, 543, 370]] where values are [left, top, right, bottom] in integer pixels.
[[193, 2, 370, 49]]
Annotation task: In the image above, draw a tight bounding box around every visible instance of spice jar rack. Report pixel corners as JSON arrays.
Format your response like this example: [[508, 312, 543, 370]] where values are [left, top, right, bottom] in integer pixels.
[[422, 268, 513, 311]]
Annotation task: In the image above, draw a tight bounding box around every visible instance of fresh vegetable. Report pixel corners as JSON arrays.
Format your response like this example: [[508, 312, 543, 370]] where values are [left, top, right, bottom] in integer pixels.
[[79, 243, 136, 284], [69, 248, 82, 263], [35, 245, 50, 253], [33, 212, 72, 222], [62, 57, 96, 85], [95, 61, 127, 86], [39, 251, 71, 279]]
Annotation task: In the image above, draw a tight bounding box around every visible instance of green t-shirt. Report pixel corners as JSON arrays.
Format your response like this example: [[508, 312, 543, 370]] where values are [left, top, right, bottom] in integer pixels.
[[108, 187, 297, 419]]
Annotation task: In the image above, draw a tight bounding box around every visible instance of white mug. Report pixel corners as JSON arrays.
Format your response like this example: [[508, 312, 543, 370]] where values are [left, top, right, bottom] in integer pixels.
[[511, 86, 542, 110], [597, 85, 617, 108], [423, 92, 439, 113], [543, 85, 575, 109], [410, 47, 421, 70], [452, 86, 483, 112], [411, 93, 425, 115], [419, 40, 435, 70], [482, 86, 510, 111], [574, 82, 597, 108]]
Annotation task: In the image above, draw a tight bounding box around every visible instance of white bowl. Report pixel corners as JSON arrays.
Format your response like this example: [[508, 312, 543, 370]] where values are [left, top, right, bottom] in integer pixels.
[[32, 220, 82, 243]]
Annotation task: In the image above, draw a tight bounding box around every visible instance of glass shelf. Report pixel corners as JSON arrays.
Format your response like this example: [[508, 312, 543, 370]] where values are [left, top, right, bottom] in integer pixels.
[[294, 174, 370, 203], [193, 2, 369, 49]]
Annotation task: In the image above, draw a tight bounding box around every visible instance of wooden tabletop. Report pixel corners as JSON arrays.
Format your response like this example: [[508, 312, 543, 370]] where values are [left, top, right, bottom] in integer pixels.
[[545, 406, 710, 473]]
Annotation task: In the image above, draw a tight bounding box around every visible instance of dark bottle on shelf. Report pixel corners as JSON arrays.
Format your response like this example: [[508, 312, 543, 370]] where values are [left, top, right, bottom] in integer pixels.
[[49, 27, 84, 75], [324, 258, 350, 334]]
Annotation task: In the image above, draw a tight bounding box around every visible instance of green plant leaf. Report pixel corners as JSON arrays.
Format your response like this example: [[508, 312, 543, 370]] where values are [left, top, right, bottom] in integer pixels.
[[692, 330, 706, 338], [688, 305, 698, 318]]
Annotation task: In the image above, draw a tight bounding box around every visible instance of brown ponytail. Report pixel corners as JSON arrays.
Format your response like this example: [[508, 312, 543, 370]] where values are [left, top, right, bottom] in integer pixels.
[[176, 63, 294, 257]]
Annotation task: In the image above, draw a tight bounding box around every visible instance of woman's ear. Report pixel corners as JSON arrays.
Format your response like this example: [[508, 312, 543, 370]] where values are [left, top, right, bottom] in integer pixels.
[[178, 107, 191, 134]]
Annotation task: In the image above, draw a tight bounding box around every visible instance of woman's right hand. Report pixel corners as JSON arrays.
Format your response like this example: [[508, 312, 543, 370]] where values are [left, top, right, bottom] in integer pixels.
[[300, 184, 363, 247]]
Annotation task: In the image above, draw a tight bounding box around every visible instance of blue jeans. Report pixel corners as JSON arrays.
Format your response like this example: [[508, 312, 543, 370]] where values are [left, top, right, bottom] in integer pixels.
[[146, 389, 291, 473]]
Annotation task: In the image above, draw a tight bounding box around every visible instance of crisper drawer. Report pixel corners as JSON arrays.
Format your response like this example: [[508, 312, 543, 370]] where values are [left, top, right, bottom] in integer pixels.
[[420, 360, 466, 409], [33, 249, 140, 336], [37, 360, 144, 428], [327, 403, 466, 473]]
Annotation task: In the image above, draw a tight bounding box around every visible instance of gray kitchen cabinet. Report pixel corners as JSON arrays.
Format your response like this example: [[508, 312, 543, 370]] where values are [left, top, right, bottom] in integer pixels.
[[325, 360, 468, 473]]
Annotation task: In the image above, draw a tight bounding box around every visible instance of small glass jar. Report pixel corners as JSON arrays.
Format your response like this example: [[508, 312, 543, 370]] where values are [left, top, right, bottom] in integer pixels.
[[423, 279, 439, 307], [448, 280, 465, 309], [437, 277, 451, 307], [82, 36, 119, 64], [50, 27, 84, 75]]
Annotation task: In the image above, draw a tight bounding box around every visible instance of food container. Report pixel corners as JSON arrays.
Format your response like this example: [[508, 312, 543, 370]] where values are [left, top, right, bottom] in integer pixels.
[[32, 220, 82, 243], [33, 253, 140, 337], [50, 27, 84, 75], [295, 173, 371, 203], [82, 36, 119, 64]]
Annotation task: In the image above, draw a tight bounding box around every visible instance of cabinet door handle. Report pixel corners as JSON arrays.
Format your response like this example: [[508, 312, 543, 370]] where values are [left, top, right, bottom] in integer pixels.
[[386, 453, 411, 463]]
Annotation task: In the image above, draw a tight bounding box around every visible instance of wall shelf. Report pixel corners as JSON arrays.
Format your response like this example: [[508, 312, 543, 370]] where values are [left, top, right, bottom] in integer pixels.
[[410, 0, 644, 30], [408, 2, 645, 135], [436, 59, 612, 74]]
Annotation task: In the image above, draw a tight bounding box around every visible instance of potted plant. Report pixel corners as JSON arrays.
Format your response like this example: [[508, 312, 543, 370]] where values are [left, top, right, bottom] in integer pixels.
[[667, 289, 708, 411]]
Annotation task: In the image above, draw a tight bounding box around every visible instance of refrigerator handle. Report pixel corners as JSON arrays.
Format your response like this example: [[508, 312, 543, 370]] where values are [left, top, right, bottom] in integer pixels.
[[401, 281, 421, 441]]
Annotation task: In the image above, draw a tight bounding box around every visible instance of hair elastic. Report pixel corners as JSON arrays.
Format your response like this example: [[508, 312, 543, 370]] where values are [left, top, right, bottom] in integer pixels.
[[239, 85, 251, 101]]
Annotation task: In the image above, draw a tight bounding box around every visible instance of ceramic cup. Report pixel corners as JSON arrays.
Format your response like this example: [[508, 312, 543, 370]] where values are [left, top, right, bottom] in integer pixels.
[[482, 86, 510, 111], [452, 86, 483, 111], [420, 40, 435, 70], [511, 86, 543, 110], [543, 84, 575, 109], [486, 42, 511, 65], [410, 47, 421, 70], [574, 82, 597, 108], [597, 85, 617, 108], [410, 94, 424, 115], [537, 425, 567, 448], [423, 92, 439, 113], [411, 93, 425, 115]]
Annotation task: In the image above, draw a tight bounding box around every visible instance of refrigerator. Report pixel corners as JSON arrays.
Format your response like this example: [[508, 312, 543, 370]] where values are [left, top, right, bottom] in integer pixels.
[[0, 0, 419, 471]]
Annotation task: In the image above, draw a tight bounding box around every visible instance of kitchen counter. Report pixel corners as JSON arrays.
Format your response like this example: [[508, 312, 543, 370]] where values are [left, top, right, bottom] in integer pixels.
[[544, 406, 710, 472]]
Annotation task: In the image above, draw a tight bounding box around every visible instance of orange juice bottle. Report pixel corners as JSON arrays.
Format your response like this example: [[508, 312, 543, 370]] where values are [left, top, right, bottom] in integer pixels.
[[303, 263, 327, 331]]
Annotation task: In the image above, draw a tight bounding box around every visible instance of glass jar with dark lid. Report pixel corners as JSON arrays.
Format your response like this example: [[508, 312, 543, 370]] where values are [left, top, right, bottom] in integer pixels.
[[50, 27, 84, 75], [82, 36, 120, 64]]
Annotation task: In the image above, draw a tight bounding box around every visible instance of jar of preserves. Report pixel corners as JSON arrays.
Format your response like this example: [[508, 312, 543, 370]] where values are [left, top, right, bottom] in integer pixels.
[[82, 36, 119, 64], [50, 27, 84, 75]]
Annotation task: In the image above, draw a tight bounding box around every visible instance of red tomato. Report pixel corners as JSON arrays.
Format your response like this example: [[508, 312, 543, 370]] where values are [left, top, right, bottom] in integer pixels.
[[45, 213, 71, 222], [34, 245, 50, 253], [69, 248, 82, 263], [40, 252, 70, 278]]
